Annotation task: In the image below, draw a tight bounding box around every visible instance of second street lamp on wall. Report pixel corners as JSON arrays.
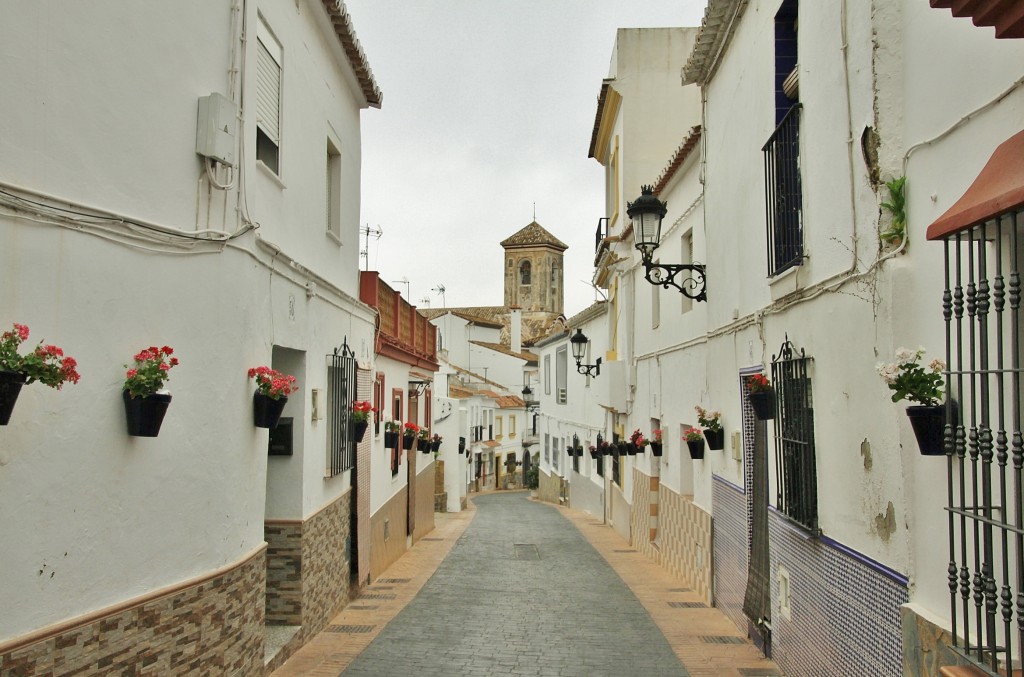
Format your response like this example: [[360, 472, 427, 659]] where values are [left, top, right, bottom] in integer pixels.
[[627, 185, 707, 302], [570, 329, 601, 378]]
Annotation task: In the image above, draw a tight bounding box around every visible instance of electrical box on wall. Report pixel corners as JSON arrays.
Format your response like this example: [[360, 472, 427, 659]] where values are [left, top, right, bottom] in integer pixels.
[[196, 93, 238, 166], [311, 388, 324, 421]]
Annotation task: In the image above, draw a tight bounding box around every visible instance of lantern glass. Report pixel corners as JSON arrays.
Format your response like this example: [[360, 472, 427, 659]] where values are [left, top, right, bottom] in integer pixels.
[[637, 212, 662, 247], [570, 329, 588, 363]]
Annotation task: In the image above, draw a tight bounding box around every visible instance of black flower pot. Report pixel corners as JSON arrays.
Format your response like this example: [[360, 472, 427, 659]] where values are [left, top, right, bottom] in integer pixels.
[[253, 392, 288, 429], [704, 428, 725, 450], [686, 439, 706, 460], [402, 434, 415, 451], [352, 420, 368, 443], [418, 438, 430, 452], [589, 450, 600, 460], [0, 370, 26, 426], [626, 442, 638, 456], [650, 442, 663, 457], [384, 431, 398, 448], [635, 444, 647, 454], [907, 402, 957, 456], [124, 390, 172, 437], [431, 440, 441, 452], [748, 390, 776, 420]]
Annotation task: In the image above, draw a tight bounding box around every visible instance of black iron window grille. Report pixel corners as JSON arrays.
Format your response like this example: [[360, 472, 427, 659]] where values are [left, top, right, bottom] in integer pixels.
[[939, 211, 1024, 674], [612, 434, 621, 486], [390, 392, 402, 477], [763, 103, 803, 276], [553, 437, 559, 470], [390, 444, 400, 477], [327, 340, 356, 478], [595, 217, 608, 258], [769, 336, 818, 533], [572, 435, 580, 473]]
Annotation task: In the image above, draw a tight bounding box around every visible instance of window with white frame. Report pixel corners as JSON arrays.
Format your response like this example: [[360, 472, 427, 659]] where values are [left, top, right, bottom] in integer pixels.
[[544, 354, 551, 395], [555, 347, 567, 404], [256, 16, 282, 175]]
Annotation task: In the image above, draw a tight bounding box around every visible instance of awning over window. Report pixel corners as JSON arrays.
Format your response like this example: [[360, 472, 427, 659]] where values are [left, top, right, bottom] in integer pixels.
[[930, 0, 1024, 39], [926, 129, 1024, 240]]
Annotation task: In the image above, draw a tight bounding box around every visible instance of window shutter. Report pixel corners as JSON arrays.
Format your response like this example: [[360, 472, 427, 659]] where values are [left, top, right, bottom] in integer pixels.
[[255, 23, 281, 142]]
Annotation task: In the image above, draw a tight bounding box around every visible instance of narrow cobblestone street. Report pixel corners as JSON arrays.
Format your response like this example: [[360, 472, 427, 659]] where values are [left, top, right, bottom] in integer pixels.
[[275, 493, 781, 677]]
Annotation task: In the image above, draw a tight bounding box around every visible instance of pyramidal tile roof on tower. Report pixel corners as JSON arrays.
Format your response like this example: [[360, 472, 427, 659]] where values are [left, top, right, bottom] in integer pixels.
[[500, 221, 568, 250]]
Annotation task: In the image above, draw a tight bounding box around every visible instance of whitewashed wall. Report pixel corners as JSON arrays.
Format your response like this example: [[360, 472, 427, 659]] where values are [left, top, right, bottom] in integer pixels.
[[898, 1, 1024, 618], [0, 0, 376, 641]]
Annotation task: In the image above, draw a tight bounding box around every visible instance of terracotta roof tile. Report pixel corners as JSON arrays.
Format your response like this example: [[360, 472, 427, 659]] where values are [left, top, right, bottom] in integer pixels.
[[653, 126, 702, 197], [500, 221, 568, 250]]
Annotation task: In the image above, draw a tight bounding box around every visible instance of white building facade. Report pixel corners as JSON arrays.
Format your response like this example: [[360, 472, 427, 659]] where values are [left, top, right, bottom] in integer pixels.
[[575, 4, 1024, 676], [0, 1, 383, 672]]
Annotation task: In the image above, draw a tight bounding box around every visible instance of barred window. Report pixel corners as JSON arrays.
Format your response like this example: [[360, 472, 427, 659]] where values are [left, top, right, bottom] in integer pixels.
[[327, 342, 356, 478], [769, 337, 817, 532]]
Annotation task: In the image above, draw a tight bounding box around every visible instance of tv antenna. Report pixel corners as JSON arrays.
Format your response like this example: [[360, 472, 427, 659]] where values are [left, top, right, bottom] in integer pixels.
[[392, 277, 410, 300], [432, 284, 447, 308], [360, 224, 383, 270]]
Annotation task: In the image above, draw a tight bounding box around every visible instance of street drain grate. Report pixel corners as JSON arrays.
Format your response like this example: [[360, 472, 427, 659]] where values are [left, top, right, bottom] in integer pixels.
[[668, 588, 692, 592], [367, 586, 393, 590], [360, 593, 396, 600], [421, 537, 443, 541], [668, 601, 707, 608], [348, 605, 378, 610], [377, 578, 410, 584], [739, 669, 782, 676], [613, 549, 637, 553], [514, 543, 540, 560], [325, 624, 376, 634], [700, 635, 746, 644]]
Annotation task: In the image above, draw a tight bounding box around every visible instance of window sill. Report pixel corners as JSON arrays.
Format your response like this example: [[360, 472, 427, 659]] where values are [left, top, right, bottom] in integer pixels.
[[257, 161, 287, 189], [769, 263, 803, 301], [325, 230, 342, 246]]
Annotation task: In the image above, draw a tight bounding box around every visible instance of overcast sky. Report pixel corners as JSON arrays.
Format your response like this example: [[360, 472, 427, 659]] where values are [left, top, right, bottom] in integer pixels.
[[345, 1, 709, 318]]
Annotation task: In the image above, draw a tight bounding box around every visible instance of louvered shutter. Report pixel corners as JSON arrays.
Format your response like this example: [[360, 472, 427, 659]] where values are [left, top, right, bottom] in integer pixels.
[[255, 20, 281, 142]]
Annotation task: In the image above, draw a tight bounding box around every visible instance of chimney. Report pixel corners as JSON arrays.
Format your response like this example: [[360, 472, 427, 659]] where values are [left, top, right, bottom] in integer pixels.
[[510, 307, 522, 354]]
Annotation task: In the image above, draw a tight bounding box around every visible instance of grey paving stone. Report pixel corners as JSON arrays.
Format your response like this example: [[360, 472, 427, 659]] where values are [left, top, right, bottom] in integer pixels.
[[340, 493, 689, 677]]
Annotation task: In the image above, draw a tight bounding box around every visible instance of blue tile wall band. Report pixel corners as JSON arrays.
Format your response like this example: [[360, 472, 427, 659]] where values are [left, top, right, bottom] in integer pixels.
[[713, 472, 910, 676]]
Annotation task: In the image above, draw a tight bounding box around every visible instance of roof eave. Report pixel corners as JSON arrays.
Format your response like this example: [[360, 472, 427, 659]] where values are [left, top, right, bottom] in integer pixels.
[[321, 0, 383, 108], [681, 0, 750, 87]]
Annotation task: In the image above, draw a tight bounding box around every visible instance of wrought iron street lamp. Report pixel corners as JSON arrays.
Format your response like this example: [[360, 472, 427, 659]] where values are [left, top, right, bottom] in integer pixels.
[[627, 185, 707, 301], [570, 329, 601, 377]]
